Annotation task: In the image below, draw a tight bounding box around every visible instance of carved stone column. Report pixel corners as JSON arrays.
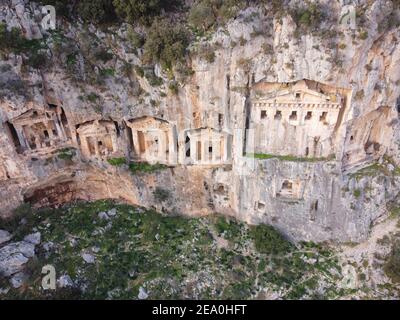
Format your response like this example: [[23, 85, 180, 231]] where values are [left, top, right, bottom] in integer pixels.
[[168, 127, 177, 165], [54, 120, 65, 140], [157, 130, 166, 162], [202, 130, 211, 164], [129, 129, 138, 159], [94, 138, 100, 156], [80, 136, 90, 158], [212, 132, 221, 163], [46, 122, 55, 146], [15, 125, 28, 149], [190, 135, 197, 164], [111, 133, 118, 153]]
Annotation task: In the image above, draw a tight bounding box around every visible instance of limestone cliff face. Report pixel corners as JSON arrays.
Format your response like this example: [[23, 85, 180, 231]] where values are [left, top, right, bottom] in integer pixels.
[[0, 0, 399, 242]]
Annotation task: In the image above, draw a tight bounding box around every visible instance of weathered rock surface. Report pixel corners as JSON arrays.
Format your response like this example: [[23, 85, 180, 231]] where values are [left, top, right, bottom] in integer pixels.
[[57, 275, 74, 288], [23, 232, 41, 245], [10, 271, 28, 288], [0, 241, 35, 276], [0, 229, 11, 245], [81, 253, 95, 264], [0, 1, 399, 243], [138, 287, 148, 300]]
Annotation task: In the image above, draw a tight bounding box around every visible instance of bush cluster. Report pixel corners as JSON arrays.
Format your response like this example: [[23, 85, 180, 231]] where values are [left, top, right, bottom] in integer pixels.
[[384, 240, 400, 283], [250, 224, 293, 255], [113, 0, 181, 25], [0, 23, 47, 69], [143, 18, 190, 71], [188, 0, 245, 32], [290, 3, 325, 32]]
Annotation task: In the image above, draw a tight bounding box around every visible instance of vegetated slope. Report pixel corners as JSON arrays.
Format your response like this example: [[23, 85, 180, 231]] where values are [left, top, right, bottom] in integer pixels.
[[1, 199, 397, 300]]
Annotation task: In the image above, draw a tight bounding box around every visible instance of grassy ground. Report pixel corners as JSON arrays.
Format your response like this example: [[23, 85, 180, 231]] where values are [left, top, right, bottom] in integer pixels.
[[246, 153, 335, 162], [0, 200, 351, 300]]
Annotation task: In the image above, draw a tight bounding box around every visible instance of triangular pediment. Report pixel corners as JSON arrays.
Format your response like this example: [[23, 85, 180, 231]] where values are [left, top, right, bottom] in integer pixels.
[[251, 79, 343, 105], [12, 109, 49, 123], [187, 127, 231, 138], [77, 120, 115, 136], [127, 116, 170, 127], [258, 87, 332, 104]]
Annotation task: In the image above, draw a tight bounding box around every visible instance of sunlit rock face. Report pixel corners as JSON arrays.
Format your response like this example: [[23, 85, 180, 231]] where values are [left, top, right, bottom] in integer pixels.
[[0, 1, 399, 242]]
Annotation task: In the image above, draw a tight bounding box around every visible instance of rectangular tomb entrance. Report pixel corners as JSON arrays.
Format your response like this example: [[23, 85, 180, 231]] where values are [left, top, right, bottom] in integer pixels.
[[76, 120, 119, 159], [125, 116, 177, 165]]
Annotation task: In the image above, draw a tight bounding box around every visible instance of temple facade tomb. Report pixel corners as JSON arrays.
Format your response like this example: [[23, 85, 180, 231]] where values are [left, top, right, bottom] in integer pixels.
[[5, 107, 71, 155], [125, 116, 178, 165], [248, 80, 343, 158], [76, 120, 119, 159], [182, 128, 232, 165]]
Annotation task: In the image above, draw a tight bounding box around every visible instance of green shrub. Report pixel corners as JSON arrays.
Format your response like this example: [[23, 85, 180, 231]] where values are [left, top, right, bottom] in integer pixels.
[[216, 0, 244, 23], [250, 224, 293, 255], [261, 43, 274, 55], [0, 26, 41, 53], [355, 89, 364, 100], [134, 65, 144, 77], [0, 23, 47, 69], [127, 27, 145, 49], [214, 216, 242, 241], [150, 99, 160, 107], [57, 148, 75, 161], [188, 0, 244, 32], [120, 62, 132, 77], [247, 153, 335, 162], [128, 162, 168, 174], [291, 3, 324, 32], [39, 0, 117, 24], [359, 30, 368, 40], [86, 92, 100, 102], [174, 62, 195, 81], [144, 70, 163, 86], [94, 49, 114, 63], [143, 18, 190, 70], [26, 52, 47, 69], [107, 157, 127, 166], [168, 81, 179, 95], [196, 44, 216, 63], [188, 1, 216, 31], [100, 68, 115, 77], [0, 203, 32, 232], [66, 52, 77, 66], [203, 50, 216, 63], [239, 36, 247, 46], [384, 241, 400, 283], [153, 187, 171, 202], [353, 189, 361, 198], [113, 0, 182, 25], [77, 0, 117, 24]]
